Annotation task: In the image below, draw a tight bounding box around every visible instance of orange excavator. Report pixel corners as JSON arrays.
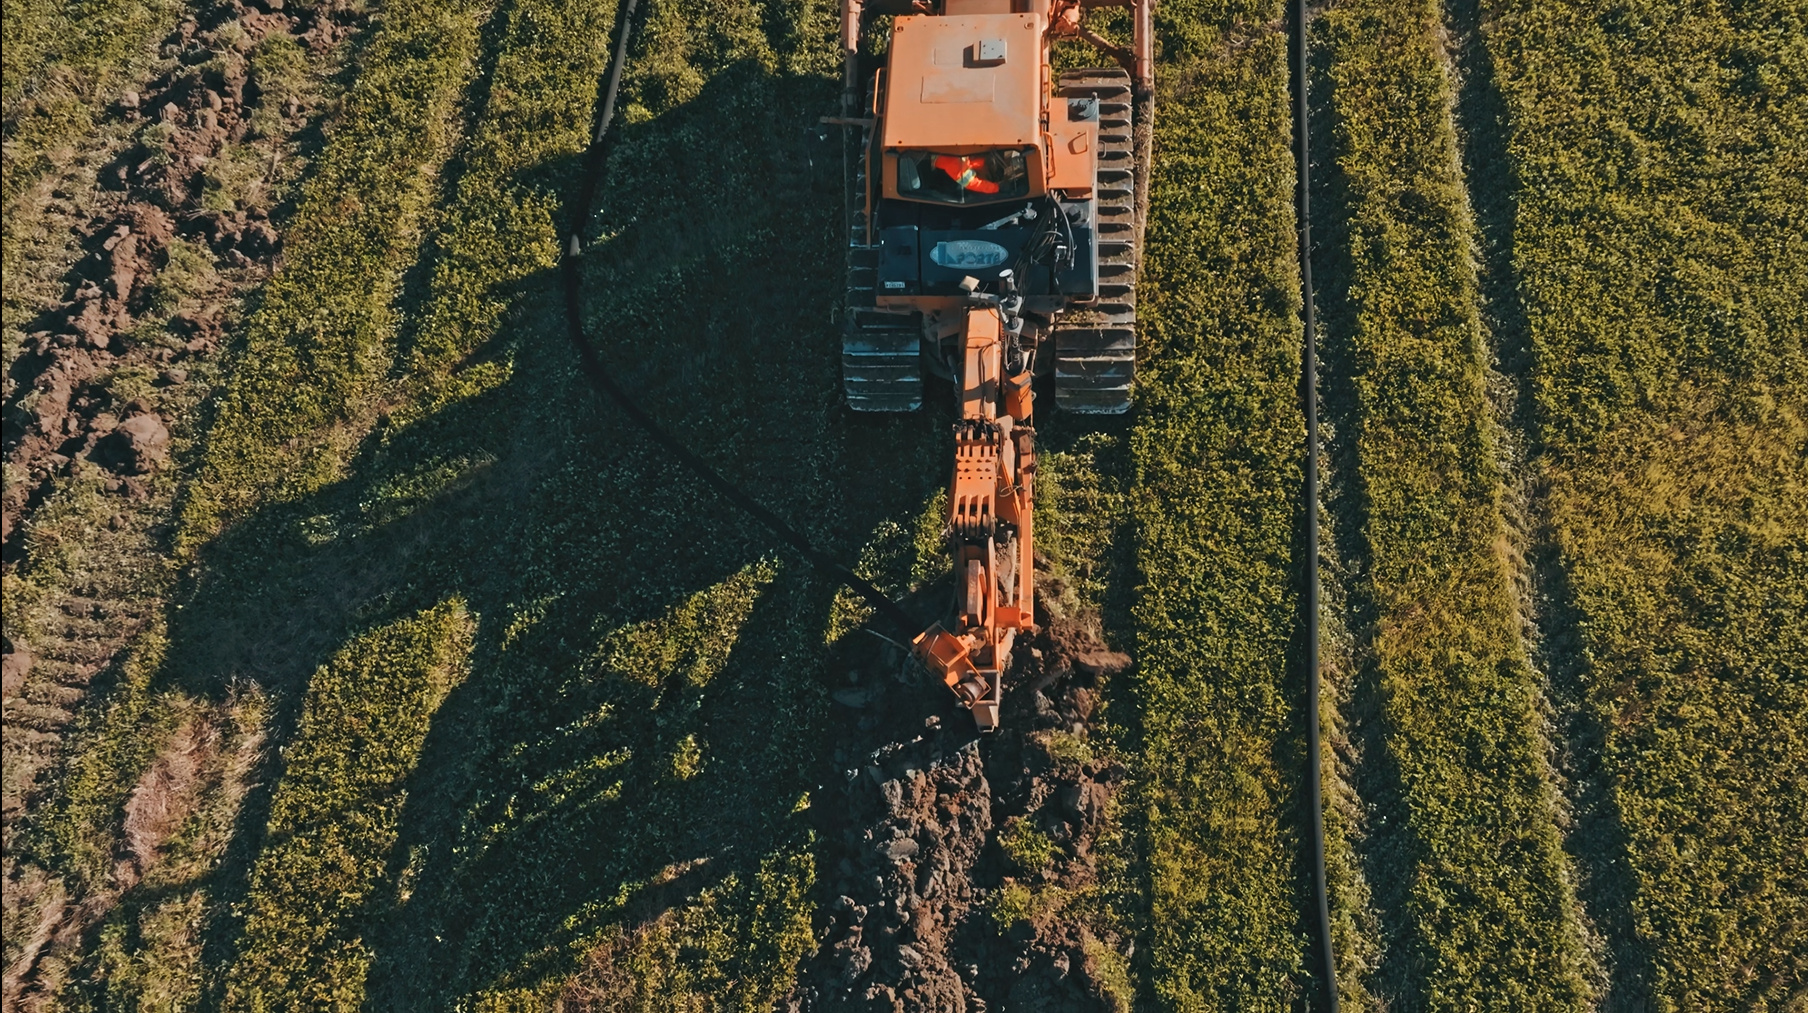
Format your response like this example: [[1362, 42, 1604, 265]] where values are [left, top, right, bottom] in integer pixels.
[[832, 0, 1153, 730]]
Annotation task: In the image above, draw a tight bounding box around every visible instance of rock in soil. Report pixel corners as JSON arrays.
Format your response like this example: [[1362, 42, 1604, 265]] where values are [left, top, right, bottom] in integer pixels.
[[96, 413, 170, 475]]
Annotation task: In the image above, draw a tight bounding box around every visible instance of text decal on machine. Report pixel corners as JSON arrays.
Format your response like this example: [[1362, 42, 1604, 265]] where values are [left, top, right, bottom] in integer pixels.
[[930, 240, 1009, 268]]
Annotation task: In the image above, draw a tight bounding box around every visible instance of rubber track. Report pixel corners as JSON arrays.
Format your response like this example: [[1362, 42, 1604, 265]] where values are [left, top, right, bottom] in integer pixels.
[[557, 0, 922, 642], [843, 125, 925, 412], [1052, 68, 1138, 414]]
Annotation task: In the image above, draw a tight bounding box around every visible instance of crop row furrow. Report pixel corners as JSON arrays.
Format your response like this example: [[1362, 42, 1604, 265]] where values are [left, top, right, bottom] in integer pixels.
[[1314, 0, 1593, 1006]]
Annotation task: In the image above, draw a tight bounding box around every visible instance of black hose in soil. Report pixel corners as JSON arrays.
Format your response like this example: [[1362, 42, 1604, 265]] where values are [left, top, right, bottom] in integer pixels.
[[1292, 0, 1340, 1006], [556, 0, 922, 644]]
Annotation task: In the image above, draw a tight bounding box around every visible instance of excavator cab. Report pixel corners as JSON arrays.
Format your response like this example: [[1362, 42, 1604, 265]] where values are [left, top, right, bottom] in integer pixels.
[[833, 0, 1151, 730]]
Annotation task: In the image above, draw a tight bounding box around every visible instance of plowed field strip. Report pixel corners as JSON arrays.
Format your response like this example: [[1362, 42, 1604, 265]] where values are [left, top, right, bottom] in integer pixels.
[[1129, 0, 1314, 1005], [10, 1, 499, 1006], [176, 0, 494, 542], [1478, 0, 1808, 1005], [1313, 0, 1592, 1006]]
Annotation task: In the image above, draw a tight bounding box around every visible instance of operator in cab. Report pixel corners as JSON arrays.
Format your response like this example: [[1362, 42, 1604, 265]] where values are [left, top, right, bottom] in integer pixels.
[[898, 148, 1031, 203]]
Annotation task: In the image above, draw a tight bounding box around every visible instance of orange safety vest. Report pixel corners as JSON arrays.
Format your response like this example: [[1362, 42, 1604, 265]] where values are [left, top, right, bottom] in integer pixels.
[[934, 154, 1001, 194]]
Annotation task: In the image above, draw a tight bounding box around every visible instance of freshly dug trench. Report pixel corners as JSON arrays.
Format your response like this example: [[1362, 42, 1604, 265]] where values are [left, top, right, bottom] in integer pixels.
[[786, 623, 1134, 1013]]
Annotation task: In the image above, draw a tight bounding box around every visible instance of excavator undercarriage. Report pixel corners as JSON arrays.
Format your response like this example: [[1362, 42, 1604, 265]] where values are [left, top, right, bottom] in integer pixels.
[[835, 0, 1151, 730]]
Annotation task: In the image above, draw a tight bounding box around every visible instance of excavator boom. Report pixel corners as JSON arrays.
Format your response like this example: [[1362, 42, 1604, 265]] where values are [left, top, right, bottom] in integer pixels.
[[908, 304, 1037, 731]]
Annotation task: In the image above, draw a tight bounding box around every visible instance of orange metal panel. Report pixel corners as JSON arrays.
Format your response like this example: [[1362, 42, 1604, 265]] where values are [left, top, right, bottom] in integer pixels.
[[881, 13, 1044, 153], [1045, 116, 1095, 195]]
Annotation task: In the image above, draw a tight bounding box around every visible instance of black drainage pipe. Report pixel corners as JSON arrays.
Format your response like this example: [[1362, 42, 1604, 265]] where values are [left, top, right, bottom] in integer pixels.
[[559, 0, 924, 645], [1291, 0, 1340, 1007]]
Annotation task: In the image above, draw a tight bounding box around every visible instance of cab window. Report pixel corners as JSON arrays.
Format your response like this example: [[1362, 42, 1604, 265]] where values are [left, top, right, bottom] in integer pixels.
[[896, 149, 1031, 203]]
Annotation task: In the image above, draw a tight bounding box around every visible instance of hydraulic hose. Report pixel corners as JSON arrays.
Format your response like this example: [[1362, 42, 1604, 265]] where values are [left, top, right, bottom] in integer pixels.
[[558, 0, 923, 644], [1292, 0, 1340, 1007]]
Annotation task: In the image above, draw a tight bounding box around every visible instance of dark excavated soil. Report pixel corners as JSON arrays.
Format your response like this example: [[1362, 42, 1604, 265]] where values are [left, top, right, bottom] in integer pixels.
[[785, 621, 1133, 1013]]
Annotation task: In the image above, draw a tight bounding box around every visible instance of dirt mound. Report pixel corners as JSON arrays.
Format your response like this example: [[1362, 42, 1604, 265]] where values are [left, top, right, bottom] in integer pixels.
[[786, 624, 1133, 1013]]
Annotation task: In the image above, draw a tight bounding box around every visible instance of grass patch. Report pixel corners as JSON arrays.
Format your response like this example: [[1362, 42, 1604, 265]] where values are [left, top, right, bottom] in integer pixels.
[[987, 881, 1072, 929], [1478, 0, 1808, 1005], [1000, 816, 1060, 873], [1, 0, 188, 210], [244, 31, 307, 141], [1126, 0, 1313, 1005], [1082, 929, 1135, 1013], [1036, 433, 1130, 625], [1038, 728, 1096, 768], [63, 688, 270, 1013], [1314, 0, 1592, 1005], [222, 601, 473, 1012], [534, 851, 815, 1012], [33, 623, 178, 894], [176, 0, 493, 544]]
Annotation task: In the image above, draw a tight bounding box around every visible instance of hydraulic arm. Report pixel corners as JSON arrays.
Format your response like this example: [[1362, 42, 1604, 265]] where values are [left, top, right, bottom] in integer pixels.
[[910, 298, 1038, 731]]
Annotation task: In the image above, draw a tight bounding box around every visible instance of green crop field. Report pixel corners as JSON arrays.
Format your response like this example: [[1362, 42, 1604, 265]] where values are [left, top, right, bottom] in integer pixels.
[[175, 0, 492, 541], [2, 0, 1801, 1007], [1479, 0, 1808, 1005]]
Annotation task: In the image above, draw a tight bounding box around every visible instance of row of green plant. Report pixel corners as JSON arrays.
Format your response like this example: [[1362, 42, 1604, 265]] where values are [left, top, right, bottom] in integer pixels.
[[222, 601, 472, 1012], [144, 0, 893, 1003], [399, 0, 618, 388], [1314, 0, 1591, 1005], [175, 0, 493, 544], [1126, 0, 1317, 1005], [1479, 0, 1807, 1006]]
